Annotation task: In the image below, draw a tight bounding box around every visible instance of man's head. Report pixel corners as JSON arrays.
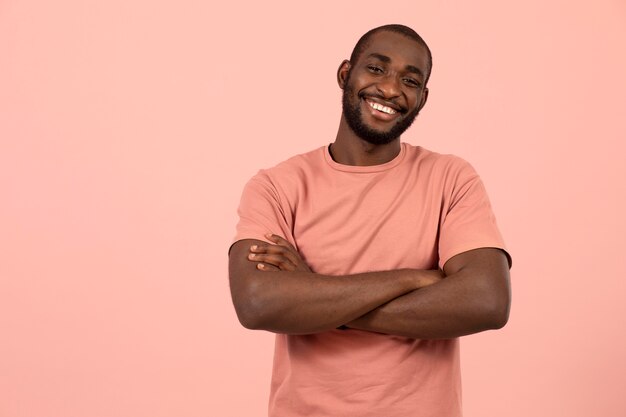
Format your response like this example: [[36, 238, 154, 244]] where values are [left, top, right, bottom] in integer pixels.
[[350, 25, 433, 85], [338, 25, 432, 145]]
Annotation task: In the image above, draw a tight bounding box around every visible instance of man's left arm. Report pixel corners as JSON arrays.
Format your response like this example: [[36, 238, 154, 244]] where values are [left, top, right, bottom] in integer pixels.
[[345, 247, 511, 339]]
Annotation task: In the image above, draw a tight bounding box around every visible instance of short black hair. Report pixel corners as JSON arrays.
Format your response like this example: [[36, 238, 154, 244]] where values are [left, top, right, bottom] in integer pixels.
[[349, 24, 433, 84]]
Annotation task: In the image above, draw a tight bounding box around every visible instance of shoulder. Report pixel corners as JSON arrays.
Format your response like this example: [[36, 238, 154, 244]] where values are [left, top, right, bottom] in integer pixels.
[[403, 143, 478, 180], [253, 146, 324, 179], [245, 146, 326, 197]]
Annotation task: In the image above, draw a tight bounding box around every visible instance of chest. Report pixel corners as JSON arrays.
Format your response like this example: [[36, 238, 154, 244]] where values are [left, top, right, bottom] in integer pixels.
[[290, 172, 444, 275]]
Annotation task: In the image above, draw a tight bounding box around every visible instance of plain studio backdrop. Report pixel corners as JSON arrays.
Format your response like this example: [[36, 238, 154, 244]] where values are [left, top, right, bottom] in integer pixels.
[[1, 1, 625, 416]]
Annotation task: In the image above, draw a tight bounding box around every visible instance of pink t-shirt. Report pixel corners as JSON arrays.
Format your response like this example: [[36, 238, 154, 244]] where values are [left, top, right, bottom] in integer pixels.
[[233, 143, 509, 417]]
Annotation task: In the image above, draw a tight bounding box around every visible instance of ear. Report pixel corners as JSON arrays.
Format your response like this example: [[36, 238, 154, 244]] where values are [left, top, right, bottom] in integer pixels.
[[337, 60, 351, 89], [418, 87, 429, 111]]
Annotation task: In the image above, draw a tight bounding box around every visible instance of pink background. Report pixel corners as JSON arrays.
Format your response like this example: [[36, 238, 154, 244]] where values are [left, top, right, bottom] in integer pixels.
[[1, 1, 625, 416]]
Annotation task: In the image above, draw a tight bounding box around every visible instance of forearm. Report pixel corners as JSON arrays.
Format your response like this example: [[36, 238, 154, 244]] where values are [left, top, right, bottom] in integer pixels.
[[346, 249, 511, 339], [347, 272, 508, 339], [232, 268, 427, 334]]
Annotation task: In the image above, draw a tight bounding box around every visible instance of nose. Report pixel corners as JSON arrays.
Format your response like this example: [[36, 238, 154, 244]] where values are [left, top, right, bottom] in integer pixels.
[[376, 74, 401, 98]]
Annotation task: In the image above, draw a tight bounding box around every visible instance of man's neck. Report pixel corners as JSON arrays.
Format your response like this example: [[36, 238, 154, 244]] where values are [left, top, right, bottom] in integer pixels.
[[330, 117, 402, 166]]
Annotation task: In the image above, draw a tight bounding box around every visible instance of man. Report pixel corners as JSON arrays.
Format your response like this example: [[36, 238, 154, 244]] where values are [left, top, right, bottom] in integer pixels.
[[229, 24, 511, 417]]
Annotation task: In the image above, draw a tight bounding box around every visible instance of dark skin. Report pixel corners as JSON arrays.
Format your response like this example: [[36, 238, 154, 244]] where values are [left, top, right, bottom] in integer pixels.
[[229, 31, 511, 338], [333, 31, 429, 165]]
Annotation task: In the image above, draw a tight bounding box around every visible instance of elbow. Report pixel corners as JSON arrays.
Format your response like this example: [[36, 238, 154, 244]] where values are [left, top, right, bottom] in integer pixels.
[[484, 292, 511, 330], [232, 280, 269, 330], [234, 301, 260, 330], [488, 307, 509, 330], [237, 311, 262, 330]]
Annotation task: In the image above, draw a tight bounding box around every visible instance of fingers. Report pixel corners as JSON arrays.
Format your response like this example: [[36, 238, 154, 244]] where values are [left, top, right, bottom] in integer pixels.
[[248, 234, 311, 273], [250, 240, 301, 267], [256, 262, 280, 271], [250, 243, 291, 255], [248, 251, 297, 271], [265, 233, 295, 250]]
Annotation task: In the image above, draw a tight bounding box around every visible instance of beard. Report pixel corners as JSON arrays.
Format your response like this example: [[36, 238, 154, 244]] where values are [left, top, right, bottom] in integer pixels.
[[341, 76, 420, 145]]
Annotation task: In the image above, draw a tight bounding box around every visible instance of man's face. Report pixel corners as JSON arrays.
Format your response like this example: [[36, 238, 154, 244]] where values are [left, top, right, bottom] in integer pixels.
[[341, 31, 430, 145]]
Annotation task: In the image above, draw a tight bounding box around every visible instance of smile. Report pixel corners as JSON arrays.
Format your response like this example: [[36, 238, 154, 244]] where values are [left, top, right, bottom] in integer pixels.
[[366, 99, 397, 115]]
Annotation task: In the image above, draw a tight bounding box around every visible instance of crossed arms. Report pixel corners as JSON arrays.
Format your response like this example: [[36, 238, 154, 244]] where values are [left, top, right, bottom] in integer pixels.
[[228, 234, 511, 339]]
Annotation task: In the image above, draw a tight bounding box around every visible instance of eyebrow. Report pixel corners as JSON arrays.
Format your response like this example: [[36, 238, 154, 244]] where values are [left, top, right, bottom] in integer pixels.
[[367, 53, 425, 78]]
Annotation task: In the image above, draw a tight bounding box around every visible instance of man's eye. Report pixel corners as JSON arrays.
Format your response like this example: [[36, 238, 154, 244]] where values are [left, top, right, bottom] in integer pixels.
[[403, 78, 420, 87], [367, 65, 383, 73]]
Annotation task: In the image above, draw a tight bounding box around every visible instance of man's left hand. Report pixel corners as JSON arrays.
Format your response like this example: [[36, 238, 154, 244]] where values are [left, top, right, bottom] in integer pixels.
[[247, 233, 312, 273]]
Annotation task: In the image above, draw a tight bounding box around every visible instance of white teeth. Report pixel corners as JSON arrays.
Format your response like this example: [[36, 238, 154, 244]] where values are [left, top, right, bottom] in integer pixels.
[[368, 100, 396, 115]]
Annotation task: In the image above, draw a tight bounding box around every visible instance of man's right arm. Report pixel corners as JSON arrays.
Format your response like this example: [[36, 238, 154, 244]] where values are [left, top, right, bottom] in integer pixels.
[[229, 239, 441, 335]]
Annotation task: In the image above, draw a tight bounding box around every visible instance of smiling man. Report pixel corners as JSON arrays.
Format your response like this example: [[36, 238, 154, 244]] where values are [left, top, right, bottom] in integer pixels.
[[229, 24, 511, 417]]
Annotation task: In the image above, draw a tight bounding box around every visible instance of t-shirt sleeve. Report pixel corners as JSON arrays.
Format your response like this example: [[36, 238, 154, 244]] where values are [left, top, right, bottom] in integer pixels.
[[230, 171, 294, 252], [438, 159, 511, 269]]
